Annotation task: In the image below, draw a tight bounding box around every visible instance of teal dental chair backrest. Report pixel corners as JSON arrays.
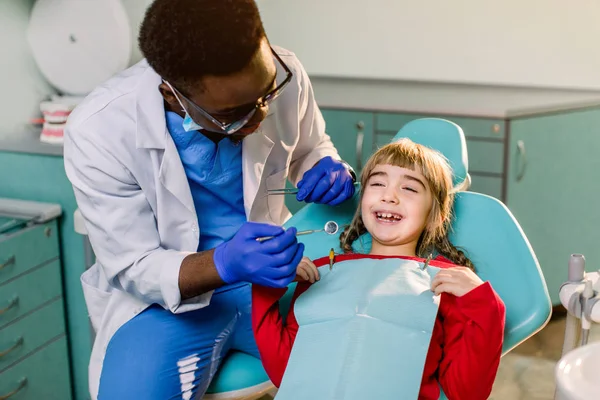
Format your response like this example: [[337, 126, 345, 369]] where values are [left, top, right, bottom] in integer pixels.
[[395, 118, 469, 188], [282, 118, 552, 355]]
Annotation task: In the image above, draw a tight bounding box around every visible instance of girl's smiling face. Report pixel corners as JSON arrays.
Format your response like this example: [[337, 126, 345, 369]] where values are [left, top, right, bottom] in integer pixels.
[[361, 164, 433, 256]]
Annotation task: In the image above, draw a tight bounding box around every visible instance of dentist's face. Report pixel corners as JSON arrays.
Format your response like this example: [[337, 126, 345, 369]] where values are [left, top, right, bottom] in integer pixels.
[[160, 38, 277, 139]]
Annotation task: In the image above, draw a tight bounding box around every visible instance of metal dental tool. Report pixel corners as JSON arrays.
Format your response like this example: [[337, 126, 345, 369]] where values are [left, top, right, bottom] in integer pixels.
[[421, 254, 433, 271], [256, 220, 339, 242], [267, 187, 301, 195], [267, 182, 360, 195]]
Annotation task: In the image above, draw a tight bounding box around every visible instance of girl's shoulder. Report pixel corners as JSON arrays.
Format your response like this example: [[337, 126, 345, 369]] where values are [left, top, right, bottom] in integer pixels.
[[311, 253, 459, 269], [430, 255, 459, 269]]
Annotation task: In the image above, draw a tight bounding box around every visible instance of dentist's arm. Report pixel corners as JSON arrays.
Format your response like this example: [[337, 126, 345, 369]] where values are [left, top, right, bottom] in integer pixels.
[[65, 128, 303, 313], [179, 222, 305, 299]]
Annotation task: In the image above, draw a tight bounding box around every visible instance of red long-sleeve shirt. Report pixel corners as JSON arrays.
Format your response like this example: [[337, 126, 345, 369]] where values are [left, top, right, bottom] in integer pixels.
[[252, 254, 506, 400]]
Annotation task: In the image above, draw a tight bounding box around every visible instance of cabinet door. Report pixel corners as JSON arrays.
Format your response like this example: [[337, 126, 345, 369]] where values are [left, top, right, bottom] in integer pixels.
[[506, 109, 600, 305], [285, 109, 374, 214], [321, 109, 374, 173]]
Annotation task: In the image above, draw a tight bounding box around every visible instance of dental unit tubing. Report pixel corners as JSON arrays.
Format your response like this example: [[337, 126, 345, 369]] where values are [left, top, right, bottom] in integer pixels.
[[558, 254, 600, 354], [559, 271, 600, 323]]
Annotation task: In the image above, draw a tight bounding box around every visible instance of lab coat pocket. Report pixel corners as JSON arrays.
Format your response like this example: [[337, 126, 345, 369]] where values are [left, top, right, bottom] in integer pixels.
[[81, 267, 112, 333], [266, 168, 291, 224]]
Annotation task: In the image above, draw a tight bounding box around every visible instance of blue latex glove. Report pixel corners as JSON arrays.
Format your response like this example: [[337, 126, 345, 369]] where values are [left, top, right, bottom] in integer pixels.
[[213, 222, 304, 288], [296, 156, 355, 205]]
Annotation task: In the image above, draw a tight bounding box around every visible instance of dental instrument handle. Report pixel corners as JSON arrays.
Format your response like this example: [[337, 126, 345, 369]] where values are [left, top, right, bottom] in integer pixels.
[[256, 229, 322, 242], [568, 253, 586, 282], [296, 229, 321, 236]]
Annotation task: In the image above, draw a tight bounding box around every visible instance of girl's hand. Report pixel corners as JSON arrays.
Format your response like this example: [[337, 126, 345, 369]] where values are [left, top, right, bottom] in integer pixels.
[[294, 257, 320, 283], [430, 267, 484, 297]]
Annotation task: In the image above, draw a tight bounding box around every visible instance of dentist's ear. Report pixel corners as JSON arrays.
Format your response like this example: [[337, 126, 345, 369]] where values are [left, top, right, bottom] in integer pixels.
[[158, 82, 182, 110]]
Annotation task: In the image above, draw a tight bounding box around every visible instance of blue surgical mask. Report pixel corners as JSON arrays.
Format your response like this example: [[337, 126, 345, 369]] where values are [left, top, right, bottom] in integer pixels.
[[182, 113, 203, 132]]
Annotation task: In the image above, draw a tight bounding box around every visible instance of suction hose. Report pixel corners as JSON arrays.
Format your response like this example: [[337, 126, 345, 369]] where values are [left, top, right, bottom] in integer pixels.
[[560, 254, 586, 358]]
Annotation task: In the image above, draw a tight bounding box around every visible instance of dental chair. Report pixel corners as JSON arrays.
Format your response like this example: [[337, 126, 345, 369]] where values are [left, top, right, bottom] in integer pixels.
[[78, 118, 551, 400], [270, 118, 553, 398]]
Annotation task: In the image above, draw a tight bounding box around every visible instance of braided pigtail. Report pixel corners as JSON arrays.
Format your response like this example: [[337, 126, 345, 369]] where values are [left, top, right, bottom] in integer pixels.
[[339, 210, 368, 254], [434, 235, 475, 271]]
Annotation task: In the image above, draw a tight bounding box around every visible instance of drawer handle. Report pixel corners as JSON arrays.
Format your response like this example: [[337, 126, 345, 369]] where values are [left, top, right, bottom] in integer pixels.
[[0, 296, 18, 315], [516, 140, 527, 182], [0, 336, 23, 358], [0, 256, 15, 270], [0, 378, 27, 400], [355, 121, 365, 171]]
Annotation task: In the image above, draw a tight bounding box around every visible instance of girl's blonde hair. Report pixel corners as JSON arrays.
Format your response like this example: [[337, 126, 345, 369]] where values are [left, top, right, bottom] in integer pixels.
[[339, 138, 474, 270]]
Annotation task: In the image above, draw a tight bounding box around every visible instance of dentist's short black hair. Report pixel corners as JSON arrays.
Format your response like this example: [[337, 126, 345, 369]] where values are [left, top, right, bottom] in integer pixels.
[[139, 0, 266, 92]]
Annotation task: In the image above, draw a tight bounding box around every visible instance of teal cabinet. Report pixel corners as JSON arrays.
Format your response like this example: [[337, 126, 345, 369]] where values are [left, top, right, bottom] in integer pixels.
[[0, 220, 72, 399], [506, 107, 600, 305], [285, 109, 374, 214], [321, 109, 374, 173], [376, 112, 505, 139], [0, 337, 72, 400], [0, 152, 89, 400]]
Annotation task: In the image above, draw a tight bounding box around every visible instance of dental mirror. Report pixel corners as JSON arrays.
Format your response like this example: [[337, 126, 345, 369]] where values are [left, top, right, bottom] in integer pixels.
[[256, 220, 339, 242]]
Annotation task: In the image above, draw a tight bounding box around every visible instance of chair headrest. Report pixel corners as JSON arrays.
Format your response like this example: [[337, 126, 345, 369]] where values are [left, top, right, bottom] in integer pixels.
[[391, 118, 469, 188]]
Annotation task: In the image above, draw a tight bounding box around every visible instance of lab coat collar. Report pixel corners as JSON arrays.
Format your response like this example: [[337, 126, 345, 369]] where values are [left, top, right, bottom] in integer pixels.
[[135, 63, 168, 150], [243, 127, 274, 218]]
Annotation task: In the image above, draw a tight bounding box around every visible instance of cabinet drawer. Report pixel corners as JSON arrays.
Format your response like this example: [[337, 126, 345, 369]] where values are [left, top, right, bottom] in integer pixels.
[[0, 260, 62, 329], [0, 299, 65, 370], [0, 336, 71, 400], [466, 140, 504, 174], [0, 222, 59, 285], [375, 134, 505, 175], [376, 112, 505, 139], [469, 174, 504, 200]]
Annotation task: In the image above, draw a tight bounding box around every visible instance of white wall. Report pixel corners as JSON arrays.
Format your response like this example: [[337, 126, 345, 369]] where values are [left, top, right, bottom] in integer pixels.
[[258, 0, 600, 91], [0, 0, 155, 138], [0, 0, 56, 138], [121, 0, 153, 64]]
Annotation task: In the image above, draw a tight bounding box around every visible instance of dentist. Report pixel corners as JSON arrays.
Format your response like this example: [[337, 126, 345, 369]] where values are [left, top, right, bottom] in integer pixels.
[[63, 0, 356, 398]]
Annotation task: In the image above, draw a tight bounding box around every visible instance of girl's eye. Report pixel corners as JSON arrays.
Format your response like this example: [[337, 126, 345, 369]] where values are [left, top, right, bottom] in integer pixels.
[[370, 182, 384, 187], [404, 187, 418, 193]]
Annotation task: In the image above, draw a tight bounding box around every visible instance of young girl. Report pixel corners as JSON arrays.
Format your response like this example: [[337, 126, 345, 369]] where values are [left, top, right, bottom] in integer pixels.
[[252, 139, 506, 400]]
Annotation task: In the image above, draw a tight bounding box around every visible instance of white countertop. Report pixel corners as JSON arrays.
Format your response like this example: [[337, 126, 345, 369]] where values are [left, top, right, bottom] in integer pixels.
[[0, 127, 62, 157], [311, 76, 600, 119]]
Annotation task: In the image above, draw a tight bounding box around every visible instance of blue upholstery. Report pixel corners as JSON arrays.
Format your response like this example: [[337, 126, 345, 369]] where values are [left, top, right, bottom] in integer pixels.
[[205, 351, 271, 396], [208, 118, 552, 397], [394, 118, 469, 187]]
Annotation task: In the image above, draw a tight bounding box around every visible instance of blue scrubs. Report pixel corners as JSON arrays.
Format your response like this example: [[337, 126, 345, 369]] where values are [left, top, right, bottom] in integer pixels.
[[98, 112, 259, 399]]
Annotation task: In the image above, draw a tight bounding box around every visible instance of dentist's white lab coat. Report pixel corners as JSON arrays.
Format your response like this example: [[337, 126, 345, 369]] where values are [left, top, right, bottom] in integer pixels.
[[63, 46, 339, 399]]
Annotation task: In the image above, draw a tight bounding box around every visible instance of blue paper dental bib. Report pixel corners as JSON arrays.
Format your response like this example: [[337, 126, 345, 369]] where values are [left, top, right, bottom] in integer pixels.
[[276, 258, 441, 400]]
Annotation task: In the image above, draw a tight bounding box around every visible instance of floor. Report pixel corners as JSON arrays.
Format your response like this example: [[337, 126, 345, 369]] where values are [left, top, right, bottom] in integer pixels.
[[489, 311, 599, 400], [257, 311, 600, 400]]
